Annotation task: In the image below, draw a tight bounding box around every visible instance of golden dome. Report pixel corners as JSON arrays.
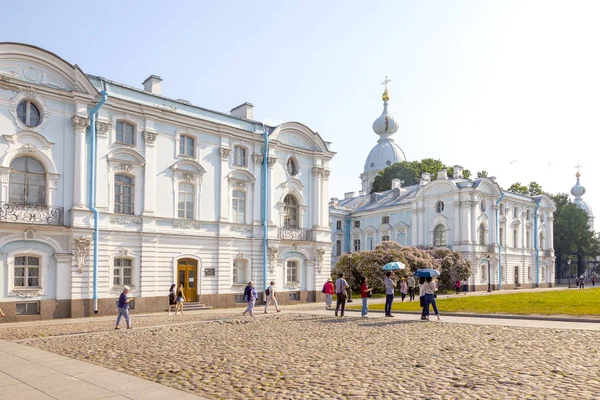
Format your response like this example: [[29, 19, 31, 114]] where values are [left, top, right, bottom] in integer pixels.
[[382, 89, 389, 102]]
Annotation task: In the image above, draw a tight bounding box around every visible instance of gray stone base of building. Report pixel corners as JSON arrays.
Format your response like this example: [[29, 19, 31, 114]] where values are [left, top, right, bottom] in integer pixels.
[[0, 291, 325, 321]]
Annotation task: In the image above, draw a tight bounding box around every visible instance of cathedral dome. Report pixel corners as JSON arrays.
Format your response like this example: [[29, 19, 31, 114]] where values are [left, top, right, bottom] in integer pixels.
[[372, 92, 399, 140], [571, 172, 586, 197], [364, 140, 406, 173], [571, 171, 593, 219]]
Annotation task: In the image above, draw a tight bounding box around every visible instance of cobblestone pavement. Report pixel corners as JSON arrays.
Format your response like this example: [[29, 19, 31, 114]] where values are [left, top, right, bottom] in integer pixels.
[[4, 312, 600, 399]]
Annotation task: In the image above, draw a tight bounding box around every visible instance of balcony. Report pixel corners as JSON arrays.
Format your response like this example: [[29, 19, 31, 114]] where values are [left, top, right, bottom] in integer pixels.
[[0, 203, 64, 226], [277, 226, 313, 241]]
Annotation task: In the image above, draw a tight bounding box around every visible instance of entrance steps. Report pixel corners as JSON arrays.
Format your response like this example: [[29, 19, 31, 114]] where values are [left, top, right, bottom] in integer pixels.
[[181, 302, 212, 311]]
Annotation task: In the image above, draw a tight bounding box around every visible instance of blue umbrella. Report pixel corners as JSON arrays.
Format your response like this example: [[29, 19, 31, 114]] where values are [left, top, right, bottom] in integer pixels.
[[382, 261, 406, 271], [413, 268, 440, 277]]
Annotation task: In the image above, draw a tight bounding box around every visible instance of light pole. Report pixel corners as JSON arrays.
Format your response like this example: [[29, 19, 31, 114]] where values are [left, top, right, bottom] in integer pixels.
[[487, 255, 492, 292]]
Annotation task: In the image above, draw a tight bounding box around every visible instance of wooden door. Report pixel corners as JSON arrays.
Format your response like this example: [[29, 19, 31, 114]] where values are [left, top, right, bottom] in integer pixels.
[[177, 259, 198, 302]]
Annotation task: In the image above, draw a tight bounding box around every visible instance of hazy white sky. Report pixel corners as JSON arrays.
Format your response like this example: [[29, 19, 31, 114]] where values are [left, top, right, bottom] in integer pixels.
[[3, 1, 599, 214]]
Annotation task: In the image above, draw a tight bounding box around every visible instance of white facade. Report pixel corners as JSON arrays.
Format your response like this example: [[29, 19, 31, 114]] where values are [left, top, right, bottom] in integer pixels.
[[330, 88, 556, 290], [0, 43, 334, 319]]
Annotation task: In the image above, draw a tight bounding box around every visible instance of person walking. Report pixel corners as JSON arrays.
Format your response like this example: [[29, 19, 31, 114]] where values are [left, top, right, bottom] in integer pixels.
[[384, 271, 396, 317], [462, 279, 468, 295], [0, 307, 4, 319], [168, 284, 177, 315], [400, 278, 408, 302], [408, 276, 416, 301], [580, 276, 585, 289], [455, 280, 461, 295], [264, 281, 281, 314], [335, 273, 349, 317], [322, 278, 335, 309], [423, 277, 441, 321], [174, 284, 186, 316], [242, 281, 257, 317], [576, 276, 580, 288], [360, 277, 373, 317], [592, 276, 596, 287], [115, 286, 134, 330]]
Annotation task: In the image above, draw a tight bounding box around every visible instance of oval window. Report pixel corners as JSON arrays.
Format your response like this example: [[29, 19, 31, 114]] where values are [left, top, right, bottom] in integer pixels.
[[287, 158, 298, 176], [17, 100, 41, 127], [480, 199, 486, 212], [435, 200, 444, 214]]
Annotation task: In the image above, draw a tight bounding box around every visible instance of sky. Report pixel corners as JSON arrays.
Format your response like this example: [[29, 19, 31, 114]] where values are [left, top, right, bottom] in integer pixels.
[[3, 1, 599, 214]]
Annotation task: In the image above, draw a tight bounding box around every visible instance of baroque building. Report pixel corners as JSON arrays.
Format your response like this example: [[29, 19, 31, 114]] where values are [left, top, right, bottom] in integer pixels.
[[0, 43, 334, 319], [330, 84, 556, 290]]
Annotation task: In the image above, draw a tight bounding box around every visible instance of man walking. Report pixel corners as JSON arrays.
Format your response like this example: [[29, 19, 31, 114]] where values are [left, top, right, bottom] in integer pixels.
[[264, 281, 281, 314], [384, 271, 396, 317], [115, 286, 134, 330], [335, 273, 349, 317], [407, 276, 416, 301]]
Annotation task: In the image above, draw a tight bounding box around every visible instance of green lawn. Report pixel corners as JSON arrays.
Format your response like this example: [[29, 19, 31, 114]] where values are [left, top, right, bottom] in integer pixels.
[[357, 288, 600, 316]]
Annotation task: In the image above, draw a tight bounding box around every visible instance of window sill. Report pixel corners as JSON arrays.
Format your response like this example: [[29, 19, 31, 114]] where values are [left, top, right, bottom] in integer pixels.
[[11, 288, 43, 298], [177, 154, 196, 160], [116, 142, 136, 148]]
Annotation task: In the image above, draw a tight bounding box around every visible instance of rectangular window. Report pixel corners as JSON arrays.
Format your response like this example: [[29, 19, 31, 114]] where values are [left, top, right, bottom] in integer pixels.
[[232, 190, 246, 223], [233, 146, 247, 167], [113, 258, 132, 286], [116, 121, 135, 145], [14, 256, 40, 287], [179, 135, 195, 157], [382, 235, 390, 242], [15, 302, 39, 315], [287, 260, 298, 283], [382, 216, 390, 224], [114, 175, 134, 215], [526, 231, 531, 249], [178, 183, 194, 219], [336, 221, 342, 230], [289, 291, 300, 301], [335, 240, 342, 256], [499, 204, 504, 216], [368, 237, 374, 250], [233, 260, 246, 284], [354, 221, 360, 228], [353, 239, 360, 251], [234, 294, 245, 303]]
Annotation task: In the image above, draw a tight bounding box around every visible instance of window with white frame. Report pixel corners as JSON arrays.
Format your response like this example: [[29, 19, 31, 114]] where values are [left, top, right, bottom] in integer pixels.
[[232, 190, 246, 223], [114, 174, 134, 214], [354, 220, 360, 228], [179, 135, 195, 157], [14, 256, 40, 287], [233, 259, 247, 284], [17, 100, 41, 127], [433, 225, 446, 247], [336, 220, 342, 231], [478, 224, 486, 245], [233, 146, 247, 167], [513, 206, 518, 219], [368, 237, 374, 250], [335, 240, 342, 256], [382, 216, 390, 224], [526, 209, 531, 221], [178, 182, 194, 219], [513, 229, 518, 247], [499, 203, 504, 216], [382, 235, 390, 242], [113, 258, 132, 286], [9, 156, 46, 206], [480, 200, 487, 213], [353, 238, 360, 251], [435, 201, 444, 214], [287, 158, 298, 176], [283, 194, 299, 227], [480, 264, 487, 282], [116, 121, 135, 145], [286, 260, 299, 283]]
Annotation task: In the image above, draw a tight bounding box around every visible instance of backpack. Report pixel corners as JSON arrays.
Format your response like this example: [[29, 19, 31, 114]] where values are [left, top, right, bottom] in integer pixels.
[[265, 287, 271, 296]]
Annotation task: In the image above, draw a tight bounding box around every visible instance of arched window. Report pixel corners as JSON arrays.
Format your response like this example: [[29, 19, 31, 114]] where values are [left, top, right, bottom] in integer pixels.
[[9, 156, 46, 205], [368, 237, 374, 250], [478, 223, 486, 245], [287, 158, 298, 176], [114, 174, 134, 214], [116, 121, 135, 145], [233, 259, 247, 284], [232, 190, 246, 223], [17, 101, 41, 127], [433, 225, 446, 247], [283, 194, 299, 227], [178, 183, 194, 219]]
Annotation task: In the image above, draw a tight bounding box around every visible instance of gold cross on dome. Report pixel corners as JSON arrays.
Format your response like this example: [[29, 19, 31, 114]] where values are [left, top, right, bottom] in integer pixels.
[[381, 75, 391, 90]]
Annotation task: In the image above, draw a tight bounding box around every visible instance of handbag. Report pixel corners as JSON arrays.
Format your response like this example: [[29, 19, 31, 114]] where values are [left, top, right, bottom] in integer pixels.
[[367, 292, 373, 298], [419, 296, 424, 307], [434, 293, 437, 299]]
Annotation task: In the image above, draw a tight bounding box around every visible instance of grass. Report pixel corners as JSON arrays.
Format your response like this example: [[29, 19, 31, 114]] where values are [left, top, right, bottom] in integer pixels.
[[356, 287, 600, 316]]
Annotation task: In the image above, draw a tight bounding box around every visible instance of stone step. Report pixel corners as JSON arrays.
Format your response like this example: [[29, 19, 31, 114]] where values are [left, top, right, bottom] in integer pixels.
[[170, 302, 212, 311]]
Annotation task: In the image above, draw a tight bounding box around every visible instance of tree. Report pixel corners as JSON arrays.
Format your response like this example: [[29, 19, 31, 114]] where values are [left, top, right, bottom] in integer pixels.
[[428, 247, 472, 290], [477, 170, 488, 178], [551, 193, 600, 259], [371, 158, 472, 193], [507, 182, 529, 195], [528, 182, 544, 196]]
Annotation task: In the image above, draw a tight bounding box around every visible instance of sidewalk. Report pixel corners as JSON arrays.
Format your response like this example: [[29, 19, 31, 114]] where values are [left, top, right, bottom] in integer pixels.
[[0, 340, 205, 400]]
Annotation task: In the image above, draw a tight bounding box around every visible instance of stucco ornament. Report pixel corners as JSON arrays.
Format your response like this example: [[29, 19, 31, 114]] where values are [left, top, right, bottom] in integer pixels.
[[73, 237, 91, 273], [267, 246, 278, 273], [316, 248, 325, 274]]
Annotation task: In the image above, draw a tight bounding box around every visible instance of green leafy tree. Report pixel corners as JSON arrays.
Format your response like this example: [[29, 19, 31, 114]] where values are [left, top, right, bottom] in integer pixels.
[[477, 170, 488, 178], [528, 182, 544, 196], [507, 182, 529, 195], [552, 193, 600, 259]]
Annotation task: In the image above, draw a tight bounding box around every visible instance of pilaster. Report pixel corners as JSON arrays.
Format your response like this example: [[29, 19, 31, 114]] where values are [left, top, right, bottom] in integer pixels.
[[72, 116, 90, 208]]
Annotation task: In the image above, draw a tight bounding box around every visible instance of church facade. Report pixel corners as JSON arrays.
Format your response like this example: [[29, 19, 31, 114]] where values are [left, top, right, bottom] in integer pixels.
[[0, 43, 334, 320], [330, 85, 556, 290]]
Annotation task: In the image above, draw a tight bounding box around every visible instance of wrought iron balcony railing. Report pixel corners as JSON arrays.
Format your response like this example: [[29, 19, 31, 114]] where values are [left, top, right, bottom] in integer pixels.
[[0, 203, 64, 226], [277, 226, 313, 241]]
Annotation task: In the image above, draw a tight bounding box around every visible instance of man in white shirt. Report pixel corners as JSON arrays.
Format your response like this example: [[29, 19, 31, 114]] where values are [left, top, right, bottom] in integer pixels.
[[334, 273, 349, 317], [407, 276, 416, 301], [384, 271, 396, 317]]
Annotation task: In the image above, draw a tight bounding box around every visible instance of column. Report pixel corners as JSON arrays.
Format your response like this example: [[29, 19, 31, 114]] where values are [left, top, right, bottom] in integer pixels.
[[470, 200, 477, 244], [453, 200, 461, 244], [95, 121, 111, 209], [0, 167, 10, 202], [548, 216, 554, 249], [72, 116, 90, 208], [321, 169, 330, 228], [462, 201, 471, 244], [142, 131, 157, 214], [489, 203, 496, 249], [312, 167, 322, 228], [267, 156, 276, 224]]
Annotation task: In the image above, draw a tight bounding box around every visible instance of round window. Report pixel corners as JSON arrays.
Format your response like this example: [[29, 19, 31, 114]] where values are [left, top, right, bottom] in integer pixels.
[[370, 162, 375, 168], [540, 213, 545, 223], [435, 200, 444, 214], [17, 100, 41, 127], [287, 158, 298, 176], [386, 160, 392, 166]]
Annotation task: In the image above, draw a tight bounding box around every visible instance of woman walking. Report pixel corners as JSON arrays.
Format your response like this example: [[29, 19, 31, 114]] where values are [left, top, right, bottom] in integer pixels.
[[419, 277, 427, 320], [384, 271, 396, 317], [168, 284, 177, 315], [400, 278, 408, 302], [264, 281, 281, 314], [322, 278, 335, 309], [242, 281, 257, 317], [174, 284, 186, 316], [455, 280, 461, 295], [115, 286, 134, 330], [360, 277, 372, 317], [423, 277, 441, 321]]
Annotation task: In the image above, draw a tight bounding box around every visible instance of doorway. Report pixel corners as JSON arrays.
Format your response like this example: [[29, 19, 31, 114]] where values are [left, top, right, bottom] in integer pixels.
[[177, 258, 198, 302], [514, 266, 520, 287]]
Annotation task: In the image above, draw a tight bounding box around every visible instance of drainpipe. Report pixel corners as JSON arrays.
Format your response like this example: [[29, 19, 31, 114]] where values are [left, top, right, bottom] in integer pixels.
[[345, 217, 351, 253], [495, 192, 505, 290], [88, 86, 108, 314], [534, 198, 540, 288], [261, 124, 269, 292]]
